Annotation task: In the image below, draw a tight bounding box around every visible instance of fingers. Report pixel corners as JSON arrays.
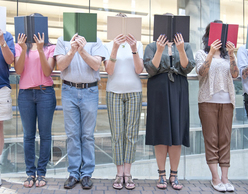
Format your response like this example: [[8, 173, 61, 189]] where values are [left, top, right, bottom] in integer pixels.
[[156, 34, 167, 45], [174, 33, 184, 44], [71, 33, 78, 42], [18, 33, 27, 43], [226, 41, 235, 49]]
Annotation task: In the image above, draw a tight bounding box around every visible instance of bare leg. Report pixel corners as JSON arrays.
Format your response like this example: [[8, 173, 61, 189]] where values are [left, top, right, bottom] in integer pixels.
[[168, 145, 183, 190], [124, 163, 135, 189], [208, 163, 221, 185], [220, 167, 229, 184], [113, 165, 124, 189], [155, 145, 168, 189]]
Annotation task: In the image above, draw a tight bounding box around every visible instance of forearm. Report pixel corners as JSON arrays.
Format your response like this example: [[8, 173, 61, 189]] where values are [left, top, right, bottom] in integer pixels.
[[230, 55, 239, 78], [178, 50, 188, 68], [78, 49, 101, 71], [105, 48, 118, 75], [152, 51, 163, 68], [56, 50, 75, 71], [38, 50, 54, 76], [14, 50, 26, 75], [242, 66, 248, 79], [133, 56, 144, 74], [198, 53, 214, 77], [1, 46, 14, 65]]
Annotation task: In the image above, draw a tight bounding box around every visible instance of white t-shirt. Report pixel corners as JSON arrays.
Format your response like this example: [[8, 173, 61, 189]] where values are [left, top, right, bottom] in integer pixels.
[[104, 41, 143, 93]]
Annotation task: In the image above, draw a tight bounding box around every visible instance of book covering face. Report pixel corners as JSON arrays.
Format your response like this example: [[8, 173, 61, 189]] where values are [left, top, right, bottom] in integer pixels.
[[63, 12, 97, 42], [0, 6, 7, 33], [14, 16, 49, 43], [107, 16, 142, 41]]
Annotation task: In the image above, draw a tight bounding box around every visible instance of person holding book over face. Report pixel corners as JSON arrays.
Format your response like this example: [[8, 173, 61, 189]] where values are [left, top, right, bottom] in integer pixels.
[[195, 20, 239, 192], [104, 13, 144, 190], [54, 20, 106, 189], [0, 27, 15, 186], [143, 14, 195, 190], [14, 13, 56, 188]]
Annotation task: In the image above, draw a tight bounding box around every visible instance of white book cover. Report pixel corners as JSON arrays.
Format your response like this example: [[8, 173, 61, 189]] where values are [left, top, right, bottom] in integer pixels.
[[0, 6, 6, 33]]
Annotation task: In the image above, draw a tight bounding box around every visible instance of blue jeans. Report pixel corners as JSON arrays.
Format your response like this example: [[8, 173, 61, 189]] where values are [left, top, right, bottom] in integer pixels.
[[62, 83, 98, 180], [18, 86, 56, 176]]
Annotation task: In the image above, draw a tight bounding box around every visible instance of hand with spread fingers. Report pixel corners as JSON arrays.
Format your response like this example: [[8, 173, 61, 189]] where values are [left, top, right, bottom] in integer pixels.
[[156, 34, 168, 53], [126, 33, 137, 52], [17, 33, 27, 51], [75, 35, 87, 53], [174, 33, 184, 52], [226, 41, 235, 57], [70, 33, 79, 54], [209, 39, 222, 55], [33, 32, 44, 52], [113, 34, 126, 50]]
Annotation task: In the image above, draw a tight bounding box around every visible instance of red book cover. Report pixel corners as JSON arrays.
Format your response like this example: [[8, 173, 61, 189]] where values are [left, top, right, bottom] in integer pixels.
[[208, 22, 239, 47]]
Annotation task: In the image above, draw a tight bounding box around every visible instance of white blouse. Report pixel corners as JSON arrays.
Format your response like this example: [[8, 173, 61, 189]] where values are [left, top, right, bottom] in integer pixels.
[[195, 50, 236, 108]]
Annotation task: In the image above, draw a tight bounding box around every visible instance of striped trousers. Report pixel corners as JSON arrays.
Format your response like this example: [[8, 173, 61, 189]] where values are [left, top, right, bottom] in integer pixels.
[[106, 91, 142, 165]]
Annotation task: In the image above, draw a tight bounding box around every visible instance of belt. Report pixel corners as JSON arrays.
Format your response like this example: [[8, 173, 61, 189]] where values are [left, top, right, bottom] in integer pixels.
[[63, 80, 98, 89], [27, 86, 49, 90]]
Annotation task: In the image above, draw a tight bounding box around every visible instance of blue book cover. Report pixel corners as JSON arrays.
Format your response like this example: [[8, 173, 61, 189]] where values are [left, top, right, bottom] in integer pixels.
[[14, 16, 48, 43]]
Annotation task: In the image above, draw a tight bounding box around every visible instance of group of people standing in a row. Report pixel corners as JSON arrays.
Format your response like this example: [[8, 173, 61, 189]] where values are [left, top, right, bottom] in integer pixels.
[[0, 13, 247, 193]]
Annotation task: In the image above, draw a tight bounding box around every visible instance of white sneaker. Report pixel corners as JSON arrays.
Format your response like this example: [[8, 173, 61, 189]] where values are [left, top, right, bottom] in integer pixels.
[[224, 183, 235, 192], [211, 181, 226, 192]]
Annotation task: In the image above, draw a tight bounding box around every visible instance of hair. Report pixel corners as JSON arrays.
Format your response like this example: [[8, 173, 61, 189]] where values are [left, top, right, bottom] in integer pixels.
[[202, 19, 228, 58], [115, 13, 127, 17], [26, 13, 53, 56]]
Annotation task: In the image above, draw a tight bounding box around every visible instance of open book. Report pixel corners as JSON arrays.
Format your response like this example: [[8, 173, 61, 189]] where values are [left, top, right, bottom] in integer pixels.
[[63, 12, 97, 42], [14, 16, 49, 43], [208, 22, 239, 48], [0, 6, 6, 33], [153, 15, 190, 42], [107, 16, 142, 41]]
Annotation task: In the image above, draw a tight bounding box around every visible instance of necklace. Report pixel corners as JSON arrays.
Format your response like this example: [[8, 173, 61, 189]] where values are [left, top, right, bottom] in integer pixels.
[[121, 42, 127, 48]]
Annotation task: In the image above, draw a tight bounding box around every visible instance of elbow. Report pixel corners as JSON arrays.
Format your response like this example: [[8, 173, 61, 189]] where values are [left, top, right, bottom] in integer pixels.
[[7, 56, 14, 65], [57, 63, 65, 72], [135, 67, 144, 74], [15, 69, 22, 75]]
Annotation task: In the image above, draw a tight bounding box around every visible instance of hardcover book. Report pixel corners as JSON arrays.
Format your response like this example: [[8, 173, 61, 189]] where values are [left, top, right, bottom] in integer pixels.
[[107, 16, 142, 41], [0, 6, 6, 33], [153, 15, 190, 42], [63, 12, 97, 42], [246, 25, 248, 49], [14, 16, 48, 43], [208, 22, 239, 48]]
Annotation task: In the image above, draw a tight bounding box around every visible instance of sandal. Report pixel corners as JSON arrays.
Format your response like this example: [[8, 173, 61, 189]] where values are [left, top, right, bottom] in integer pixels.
[[124, 175, 135, 190], [157, 169, 167, 189], [35, 176, 47, 187], [169, 170, 183, 190], [24, 175, 35, 188], [112, 175, 123, 190]]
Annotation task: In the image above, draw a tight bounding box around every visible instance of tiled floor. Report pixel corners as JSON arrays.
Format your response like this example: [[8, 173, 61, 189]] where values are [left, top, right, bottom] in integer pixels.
[[0, 178, 248, 194]]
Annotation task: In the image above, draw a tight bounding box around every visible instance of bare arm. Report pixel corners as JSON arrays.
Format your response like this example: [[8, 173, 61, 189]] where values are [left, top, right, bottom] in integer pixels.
[[105, 34, 125, 75], [152, 35, 168, 68], [0, 29, 14, 65], [56, 34, 78, 71], [198, 39, 222, 77], [34, 33, 55, 76], [76, 36, 101, 71], [14, 33, 27, 75], [226, 41, 239, 78], [242, 66, 248, 79], [174, 33, 188, 68], [126, 34, 144, 74]]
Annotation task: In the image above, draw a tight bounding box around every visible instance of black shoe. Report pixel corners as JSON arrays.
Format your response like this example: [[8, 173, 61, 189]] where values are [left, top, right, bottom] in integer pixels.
[[64, 176, 79, 189], [81, 176, 93, 189]]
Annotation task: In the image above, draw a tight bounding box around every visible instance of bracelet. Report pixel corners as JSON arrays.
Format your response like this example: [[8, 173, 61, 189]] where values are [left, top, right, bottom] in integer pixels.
[[110, 56, 117, 62], [132, 51, 138, 54]]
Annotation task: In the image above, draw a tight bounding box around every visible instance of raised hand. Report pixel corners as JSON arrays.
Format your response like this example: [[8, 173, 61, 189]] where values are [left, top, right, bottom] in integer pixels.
[[126, 33, 137, 52], [33, 32, 44, 52], [70, 33, 79, 54], [156, 34, 168, 53], [209, 39, 222, 56], [113, 34, 126, 50], [75, 35, 87, 53], [17, 33, 27, 51], [174, 33, 184, 52], [226, 41, 235, 57]]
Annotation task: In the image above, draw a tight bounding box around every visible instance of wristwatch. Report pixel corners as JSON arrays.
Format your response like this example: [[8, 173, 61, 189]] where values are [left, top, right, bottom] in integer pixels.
[[0, 41, 7, 48]]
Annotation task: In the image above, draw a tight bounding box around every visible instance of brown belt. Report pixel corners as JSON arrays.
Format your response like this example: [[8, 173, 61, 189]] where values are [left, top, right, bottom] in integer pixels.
[[27, 86, 48, 90]]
